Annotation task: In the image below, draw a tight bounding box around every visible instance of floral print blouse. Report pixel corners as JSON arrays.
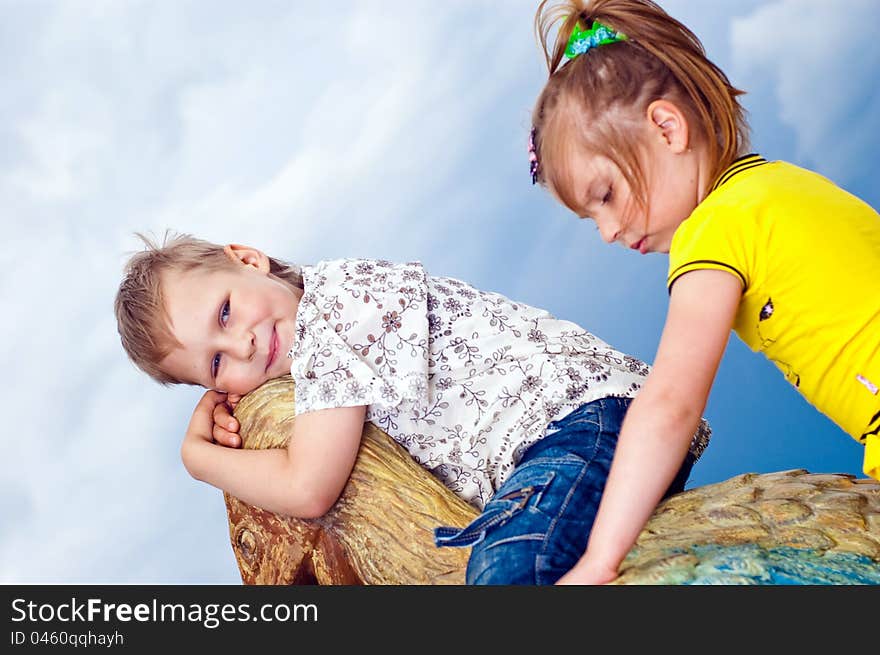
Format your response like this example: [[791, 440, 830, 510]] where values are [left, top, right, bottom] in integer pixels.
[[288, 259, 710, 510]]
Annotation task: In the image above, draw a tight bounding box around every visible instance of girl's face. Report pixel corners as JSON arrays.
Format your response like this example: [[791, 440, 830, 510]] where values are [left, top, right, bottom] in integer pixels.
[[565, 148, 702, 255], [561, 103, 708, 254], [159, 248, 302, 394]]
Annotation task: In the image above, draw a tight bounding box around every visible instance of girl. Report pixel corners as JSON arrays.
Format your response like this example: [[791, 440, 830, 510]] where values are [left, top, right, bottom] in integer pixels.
[[527, 0, 880, 584], [115, 232, 710, 584]]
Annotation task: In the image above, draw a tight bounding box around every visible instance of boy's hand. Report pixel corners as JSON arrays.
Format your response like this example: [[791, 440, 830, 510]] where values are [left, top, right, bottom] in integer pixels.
[[181, 390, 238, 480], [183, 390, 228, 443], [183, 390, 242, 448], [181, 390, 223, 477], [212, 393, 242, 448]]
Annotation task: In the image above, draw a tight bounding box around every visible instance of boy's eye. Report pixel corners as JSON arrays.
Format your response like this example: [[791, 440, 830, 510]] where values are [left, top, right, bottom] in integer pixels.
[[211, 299, 230, 379]]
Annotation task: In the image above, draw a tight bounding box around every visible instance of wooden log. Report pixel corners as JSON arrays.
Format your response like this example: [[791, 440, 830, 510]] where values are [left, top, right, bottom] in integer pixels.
[[225, 376, 477, 584], [225, 376, 880, 585], [614, 469, 880, 584]]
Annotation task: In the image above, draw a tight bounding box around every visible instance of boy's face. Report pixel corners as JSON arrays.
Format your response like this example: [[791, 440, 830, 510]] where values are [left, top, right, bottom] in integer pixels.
[[159, 250, 301, 394]]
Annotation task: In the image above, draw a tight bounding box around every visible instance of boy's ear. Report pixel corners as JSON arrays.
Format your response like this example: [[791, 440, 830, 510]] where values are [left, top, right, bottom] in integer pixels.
[[646, 99, 691, 154], [223, 244, 271, 273]]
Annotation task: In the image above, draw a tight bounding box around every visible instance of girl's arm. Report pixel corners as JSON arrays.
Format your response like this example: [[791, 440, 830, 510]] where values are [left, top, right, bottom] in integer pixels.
[[558, 269, 742, 584], [181, 390, 366, 519]]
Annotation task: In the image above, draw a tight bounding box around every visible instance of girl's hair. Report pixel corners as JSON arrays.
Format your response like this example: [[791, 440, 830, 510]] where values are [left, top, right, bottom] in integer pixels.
[[114, 231, 304, 386], [531, 0, 750, 213]]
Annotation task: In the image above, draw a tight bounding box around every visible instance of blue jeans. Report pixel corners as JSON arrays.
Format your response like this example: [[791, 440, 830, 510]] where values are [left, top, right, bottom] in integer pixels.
[[433, 396, 696, 585]]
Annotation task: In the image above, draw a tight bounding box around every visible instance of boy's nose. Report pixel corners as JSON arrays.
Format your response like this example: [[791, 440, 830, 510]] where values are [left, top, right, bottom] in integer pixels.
[[230, 330, 256, 360]]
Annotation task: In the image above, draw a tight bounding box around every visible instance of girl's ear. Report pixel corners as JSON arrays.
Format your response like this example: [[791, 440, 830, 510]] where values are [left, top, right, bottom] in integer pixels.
[[646, 99, 691, 154], [223, 244, 271, 273]]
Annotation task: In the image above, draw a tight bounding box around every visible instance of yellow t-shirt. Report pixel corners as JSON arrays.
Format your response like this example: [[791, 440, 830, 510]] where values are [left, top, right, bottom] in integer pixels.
[[667, 155, 880, 480]]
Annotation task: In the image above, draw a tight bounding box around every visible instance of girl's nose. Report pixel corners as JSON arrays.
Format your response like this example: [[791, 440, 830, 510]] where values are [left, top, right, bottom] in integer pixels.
[[598, 223, 620, 244]]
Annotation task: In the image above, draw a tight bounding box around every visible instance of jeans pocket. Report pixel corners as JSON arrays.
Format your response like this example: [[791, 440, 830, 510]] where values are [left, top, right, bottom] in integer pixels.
[[548, 402, 602, 432], [433, 469, 556, 548]]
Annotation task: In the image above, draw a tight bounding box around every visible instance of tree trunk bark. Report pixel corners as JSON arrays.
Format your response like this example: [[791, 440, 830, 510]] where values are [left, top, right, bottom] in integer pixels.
[[225, 376, 477, 585], [225, 376, 880, 585]]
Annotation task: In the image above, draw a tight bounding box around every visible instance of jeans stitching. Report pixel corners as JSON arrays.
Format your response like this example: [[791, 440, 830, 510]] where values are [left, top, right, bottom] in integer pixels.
[[449, 397, 634, 579], [535, 441, 599, 583], [534, 407, 616, 584], [435, 470, 555, 547]]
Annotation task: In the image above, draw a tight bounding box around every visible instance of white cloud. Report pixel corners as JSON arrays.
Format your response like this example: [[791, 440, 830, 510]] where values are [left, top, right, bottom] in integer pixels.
[[3, 0, 874, 585], [731, 0, 880, 181], [0, 0, 543, 584]]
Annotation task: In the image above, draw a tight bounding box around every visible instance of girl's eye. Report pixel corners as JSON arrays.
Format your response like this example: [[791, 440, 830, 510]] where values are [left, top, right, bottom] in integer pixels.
[[219, 299, 230, 326], [211, 353, 222, 379], [601, 187, 612, 205]]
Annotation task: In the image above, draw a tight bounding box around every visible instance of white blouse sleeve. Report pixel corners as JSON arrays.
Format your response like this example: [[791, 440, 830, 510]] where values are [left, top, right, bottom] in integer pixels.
[[289, 259, 431, 415]]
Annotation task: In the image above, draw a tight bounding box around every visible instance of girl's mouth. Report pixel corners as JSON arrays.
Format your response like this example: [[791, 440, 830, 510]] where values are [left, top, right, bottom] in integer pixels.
[[631, 237, 648, 254]]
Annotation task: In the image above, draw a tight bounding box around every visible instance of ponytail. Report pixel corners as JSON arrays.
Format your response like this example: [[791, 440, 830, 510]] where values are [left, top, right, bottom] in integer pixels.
[[532, 0, 749, 210]]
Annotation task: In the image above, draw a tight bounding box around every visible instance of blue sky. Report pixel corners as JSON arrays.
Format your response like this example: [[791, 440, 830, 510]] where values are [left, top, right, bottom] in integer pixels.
[[2, 0, 878, 583]]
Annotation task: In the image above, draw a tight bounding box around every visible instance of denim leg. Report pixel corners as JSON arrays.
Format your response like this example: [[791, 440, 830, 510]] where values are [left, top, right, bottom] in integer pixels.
[[434, 397, 697, 585], [464, 451, 608, 585], [456, 398, 626, 585]]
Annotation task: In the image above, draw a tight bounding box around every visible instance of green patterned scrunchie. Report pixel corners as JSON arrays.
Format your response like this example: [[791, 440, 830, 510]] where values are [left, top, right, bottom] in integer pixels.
[[565, 19, 627, 59]]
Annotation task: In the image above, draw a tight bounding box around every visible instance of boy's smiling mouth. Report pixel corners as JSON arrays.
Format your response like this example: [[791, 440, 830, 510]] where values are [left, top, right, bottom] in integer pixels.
[[265, 325, 279, 373]]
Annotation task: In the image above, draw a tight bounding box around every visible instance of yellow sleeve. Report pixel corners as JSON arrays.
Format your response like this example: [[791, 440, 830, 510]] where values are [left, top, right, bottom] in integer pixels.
[[667, 205, 752, 292], [863, 433, 880, 481]]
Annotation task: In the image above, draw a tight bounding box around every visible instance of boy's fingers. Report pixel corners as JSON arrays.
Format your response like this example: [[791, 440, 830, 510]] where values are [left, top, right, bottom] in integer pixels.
[[202, 389, 227, 405], [213, 401, 230, 421], [213, 402, 239, 432], [212, 424, 241, 448], [227, 393, 243, 410], [189, 390, 228, 436]]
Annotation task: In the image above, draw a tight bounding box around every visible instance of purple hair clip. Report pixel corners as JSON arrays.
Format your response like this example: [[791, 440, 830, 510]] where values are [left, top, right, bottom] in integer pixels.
[[528, 127, 540, 185]]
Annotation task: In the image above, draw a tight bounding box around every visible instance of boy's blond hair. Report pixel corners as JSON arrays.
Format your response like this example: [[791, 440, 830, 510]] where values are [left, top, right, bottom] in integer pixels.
[[114, 231, 304, 385]]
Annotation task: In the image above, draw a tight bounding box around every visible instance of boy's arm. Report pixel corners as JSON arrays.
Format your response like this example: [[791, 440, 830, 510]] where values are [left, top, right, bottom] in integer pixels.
[[558, 269, 741, 584], [181, 391, 366, 519]]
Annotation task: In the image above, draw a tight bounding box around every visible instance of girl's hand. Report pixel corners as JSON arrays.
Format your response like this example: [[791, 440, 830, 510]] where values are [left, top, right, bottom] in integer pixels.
[[555, 559, 619, 585]]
